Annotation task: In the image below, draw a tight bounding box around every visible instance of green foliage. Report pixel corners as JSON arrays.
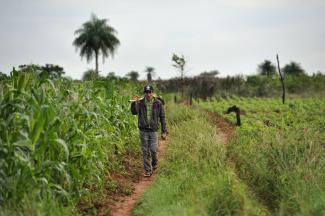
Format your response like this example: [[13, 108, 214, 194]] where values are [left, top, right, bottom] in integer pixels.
[[199, 70, 219, 77], [157, 74, 325, 98], [73, 13, 120, 74], [282, 61, 306, 76], [18, 64, 43, 73], [258, 60, 276, 76], [0, 71, 9, 80], [126, 71, 140, 81], [18, 63, 65, 79], [172, 53, 186, 79], [133, 104, 267, 216], [196, 97, 325, 214], [0, 68, 139, 215], [82, 69, 101, 81], [167, 103, 195, 125], [246, 75, 280, 96], [41, 64, 65, 79], [106, 72, 117, 79]]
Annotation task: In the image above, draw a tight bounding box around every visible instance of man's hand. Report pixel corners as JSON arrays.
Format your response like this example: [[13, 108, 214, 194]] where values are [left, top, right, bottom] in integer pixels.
[[161, 132, 167, 140]]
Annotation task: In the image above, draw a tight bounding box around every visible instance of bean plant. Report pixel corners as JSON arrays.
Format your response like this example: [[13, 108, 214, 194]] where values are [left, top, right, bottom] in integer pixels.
[[195, 96, 325, 214]]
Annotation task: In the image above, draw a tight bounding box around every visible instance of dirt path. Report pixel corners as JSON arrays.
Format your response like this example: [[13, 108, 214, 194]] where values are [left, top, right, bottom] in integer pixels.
[[108, 138, 168, 216], [108, 108, 234, 216], [204, 108, 272, 212], [106, 109, 232, 216], [206, 111, 235, 143], [191, 105, 236, 143]]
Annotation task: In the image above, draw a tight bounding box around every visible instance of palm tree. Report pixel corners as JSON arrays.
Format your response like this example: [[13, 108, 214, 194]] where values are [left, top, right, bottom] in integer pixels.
[[144, 66, 155, 82], [73, 14, 120, 75]]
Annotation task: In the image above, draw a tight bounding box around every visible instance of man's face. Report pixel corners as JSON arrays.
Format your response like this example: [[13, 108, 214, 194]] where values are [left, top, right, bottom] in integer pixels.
[[144, 90, 153, 100]]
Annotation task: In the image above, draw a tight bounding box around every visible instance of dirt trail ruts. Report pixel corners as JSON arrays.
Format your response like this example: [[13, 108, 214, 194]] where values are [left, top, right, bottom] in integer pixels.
[[108, 138, 168, 216], [205, 108, 273, 212], [191, 105, 236, 143], [206, 111, 235, 143]]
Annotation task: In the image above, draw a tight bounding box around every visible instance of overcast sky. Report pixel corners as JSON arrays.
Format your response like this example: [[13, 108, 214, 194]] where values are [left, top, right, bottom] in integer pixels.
[[0, 0, 324, 79]]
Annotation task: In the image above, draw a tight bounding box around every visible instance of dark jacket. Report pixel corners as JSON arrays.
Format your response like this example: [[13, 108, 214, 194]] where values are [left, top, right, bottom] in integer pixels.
[[131, 97, 167, 133]]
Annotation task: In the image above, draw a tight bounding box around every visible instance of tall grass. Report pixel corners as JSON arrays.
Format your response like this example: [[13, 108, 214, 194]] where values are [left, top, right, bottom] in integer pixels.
[[0, 69, 139, 215], [132, 104, 267, 216], [196, 97, 325, 214]]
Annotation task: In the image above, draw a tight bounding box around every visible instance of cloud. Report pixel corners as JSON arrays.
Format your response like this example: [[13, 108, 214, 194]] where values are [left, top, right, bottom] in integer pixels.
[[0, 0, 324, 78]]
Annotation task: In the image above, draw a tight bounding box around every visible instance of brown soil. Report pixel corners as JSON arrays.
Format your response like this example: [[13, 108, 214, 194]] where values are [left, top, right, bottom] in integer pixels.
[[77, 151, 142, 215], [78, 106, 235, 215], [206, 110, 236, 143], [191, 104, 236, 143], [204, 107, 273, 211], [96, 138, 168, 216], [205, 110, 237, 169]]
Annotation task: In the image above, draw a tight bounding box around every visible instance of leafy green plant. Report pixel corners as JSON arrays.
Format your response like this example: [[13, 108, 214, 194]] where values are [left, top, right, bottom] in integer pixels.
[[196, 97, 325, 214], [0, 68, 139, 215]]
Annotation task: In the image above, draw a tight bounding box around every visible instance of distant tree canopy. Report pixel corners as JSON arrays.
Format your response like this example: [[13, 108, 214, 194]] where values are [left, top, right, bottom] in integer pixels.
[[199, 70, 219, 77], [313, 71, 324, 76], [18, 64, 42, 73], [126, 71, 139, 81], [17, 63, 65, 79], [172, 53, 186, 79], [73, 14, 120, 75], [106, 72, 119, 80], [282, 61, 306, 76], [258, 60, 276, 76], [156, 73, 325, 99], [0, 71, 9, 80], [41, 64, 65, 79], [144, 66, 155, 83], [82, 69, 100, 81]]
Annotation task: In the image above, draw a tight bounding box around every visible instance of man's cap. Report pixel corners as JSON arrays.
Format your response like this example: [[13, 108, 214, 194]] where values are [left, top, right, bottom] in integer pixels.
[[144, 85, 154, 92]]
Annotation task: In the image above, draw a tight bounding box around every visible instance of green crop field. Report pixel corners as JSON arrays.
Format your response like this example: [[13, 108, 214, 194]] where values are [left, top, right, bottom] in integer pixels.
[[133, 97, 324, 215], [133, 103, 269, 216], [1, 3, 325, 215], [1, 70, 325, 215], [195, 97, 325, 214], [0, 70, 141, 215]]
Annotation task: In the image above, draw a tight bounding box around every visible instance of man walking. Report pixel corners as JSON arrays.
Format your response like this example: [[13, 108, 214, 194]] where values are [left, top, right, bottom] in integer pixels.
[[131, 85, 167, 177]]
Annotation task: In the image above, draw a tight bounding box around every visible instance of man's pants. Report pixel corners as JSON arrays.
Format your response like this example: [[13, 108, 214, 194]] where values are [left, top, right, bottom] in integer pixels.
[[140, 131, 158, 173]]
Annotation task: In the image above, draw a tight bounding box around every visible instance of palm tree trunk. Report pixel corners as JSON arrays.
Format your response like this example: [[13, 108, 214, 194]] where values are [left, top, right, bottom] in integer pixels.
[[95, 51, 99, 75]]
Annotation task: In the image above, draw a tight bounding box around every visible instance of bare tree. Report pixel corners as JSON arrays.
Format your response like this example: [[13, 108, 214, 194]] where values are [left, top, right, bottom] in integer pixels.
[[172, 53, 186, 97], [277, 54, 285, 104]]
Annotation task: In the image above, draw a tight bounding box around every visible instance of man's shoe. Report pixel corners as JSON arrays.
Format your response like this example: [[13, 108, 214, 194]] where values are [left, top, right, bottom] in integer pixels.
[[144, 172, 151, 177]]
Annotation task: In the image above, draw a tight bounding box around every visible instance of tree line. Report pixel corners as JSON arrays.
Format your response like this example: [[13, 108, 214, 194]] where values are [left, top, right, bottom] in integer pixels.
[[1, 13, 324, 99]]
